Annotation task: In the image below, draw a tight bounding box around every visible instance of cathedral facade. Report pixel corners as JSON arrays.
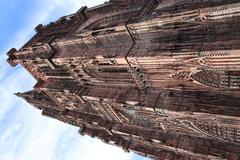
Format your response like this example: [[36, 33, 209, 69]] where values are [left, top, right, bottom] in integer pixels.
[[7, 0, 240, 159]]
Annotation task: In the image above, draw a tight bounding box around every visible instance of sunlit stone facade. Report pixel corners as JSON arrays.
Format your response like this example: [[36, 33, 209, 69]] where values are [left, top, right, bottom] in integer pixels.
[[7, 0, 240, 159]]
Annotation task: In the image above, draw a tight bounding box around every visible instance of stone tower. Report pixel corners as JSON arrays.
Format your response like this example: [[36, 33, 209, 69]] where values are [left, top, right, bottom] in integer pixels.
[[7, 0, 240, 159]]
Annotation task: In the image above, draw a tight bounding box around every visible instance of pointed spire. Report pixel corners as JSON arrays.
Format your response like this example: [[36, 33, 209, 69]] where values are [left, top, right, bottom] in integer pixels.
[[14, 92, 21, 97], [14, 90, 34, 101]]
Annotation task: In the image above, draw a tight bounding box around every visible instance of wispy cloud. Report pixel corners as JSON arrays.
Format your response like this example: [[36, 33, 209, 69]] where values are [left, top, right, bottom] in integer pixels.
[[0, 0, 148, 160], [0, 66, 36, 121]]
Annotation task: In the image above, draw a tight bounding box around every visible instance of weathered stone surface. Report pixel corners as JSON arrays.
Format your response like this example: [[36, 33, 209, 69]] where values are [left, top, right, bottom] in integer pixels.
[[7, 0, 240, 159]]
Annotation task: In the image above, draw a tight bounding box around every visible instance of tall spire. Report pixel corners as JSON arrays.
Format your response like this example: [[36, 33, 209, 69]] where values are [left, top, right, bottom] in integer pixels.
[[14, 91, 34, 101]]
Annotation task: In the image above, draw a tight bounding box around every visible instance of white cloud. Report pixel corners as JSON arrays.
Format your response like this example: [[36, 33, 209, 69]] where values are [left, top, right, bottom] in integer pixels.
[[58, 135, 132, 160], [0, 66, 35, 121], [0, 107, 69, 160]]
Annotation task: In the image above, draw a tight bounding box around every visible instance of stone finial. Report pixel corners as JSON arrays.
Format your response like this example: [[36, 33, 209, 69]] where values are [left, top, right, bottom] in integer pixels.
[[34, 24, 44, 33], [6, 48, 18, 67]]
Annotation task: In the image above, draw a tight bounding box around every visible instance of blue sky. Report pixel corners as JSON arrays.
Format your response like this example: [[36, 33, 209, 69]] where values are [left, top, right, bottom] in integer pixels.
[[0, 0, 149, 160]]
